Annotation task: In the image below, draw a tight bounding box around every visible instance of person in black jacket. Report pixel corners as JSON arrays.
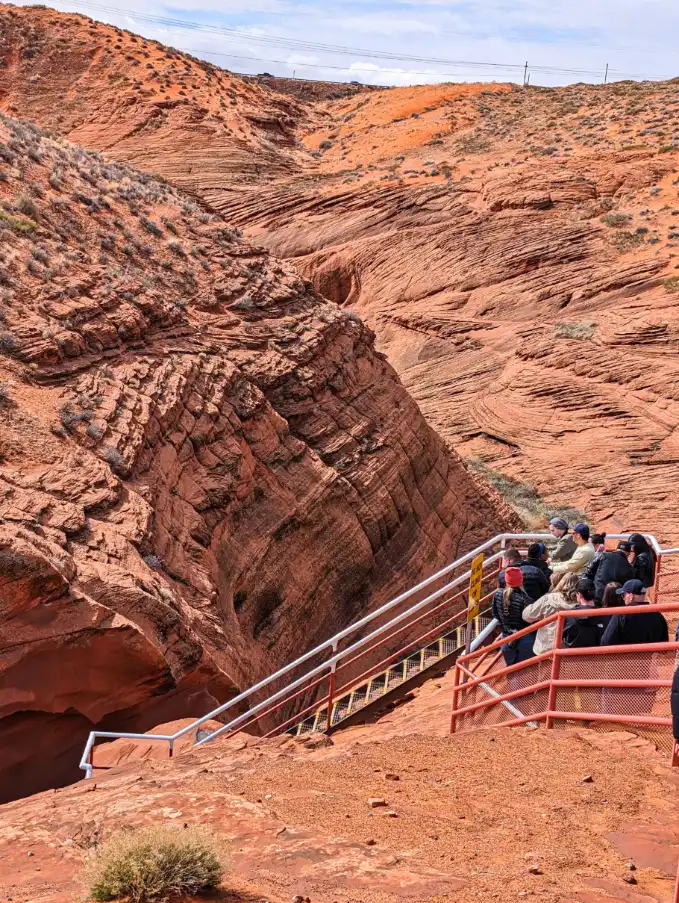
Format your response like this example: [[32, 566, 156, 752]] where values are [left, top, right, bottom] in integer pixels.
[[562, 578, 608, 717], [601, 579, 669, 716], [526, 542, 552, 579], [672, 666, 679, 748], [600, 580, 668, 646], [582, 542, 634, 604], [628, 533, 657, 589], [498, 547, 550, 602], [563, 578, 608, 649], [491, 567, 536, 667]]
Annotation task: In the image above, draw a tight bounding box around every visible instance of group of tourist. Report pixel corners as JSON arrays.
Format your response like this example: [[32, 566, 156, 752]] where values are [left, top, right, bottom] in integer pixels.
[[491, 519, 668, 668]]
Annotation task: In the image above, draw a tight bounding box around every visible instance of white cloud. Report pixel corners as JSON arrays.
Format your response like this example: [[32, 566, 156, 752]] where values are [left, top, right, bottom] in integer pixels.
[[11, 0, 679, 85]]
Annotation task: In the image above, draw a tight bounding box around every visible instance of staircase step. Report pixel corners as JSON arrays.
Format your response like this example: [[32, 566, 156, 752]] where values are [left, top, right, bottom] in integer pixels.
[[285, 611, 494, 739]]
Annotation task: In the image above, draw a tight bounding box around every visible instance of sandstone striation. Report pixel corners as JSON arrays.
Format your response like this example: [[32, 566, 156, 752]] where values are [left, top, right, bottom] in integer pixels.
[[0, 112, 512, 800], [4, 4, 679, 540]]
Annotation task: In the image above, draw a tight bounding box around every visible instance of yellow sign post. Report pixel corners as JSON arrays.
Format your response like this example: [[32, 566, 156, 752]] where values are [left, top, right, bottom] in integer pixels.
[[467, 553, 485, 622], [463, 553, 486, 668]]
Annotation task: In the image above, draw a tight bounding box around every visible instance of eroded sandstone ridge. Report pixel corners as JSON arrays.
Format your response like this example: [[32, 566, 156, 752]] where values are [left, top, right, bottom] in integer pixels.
[[3, 3, 679, 540], [0, 112, 511, 800]]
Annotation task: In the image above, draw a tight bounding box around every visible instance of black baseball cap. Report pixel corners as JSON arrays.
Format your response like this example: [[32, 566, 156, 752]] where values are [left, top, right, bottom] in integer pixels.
[[616, 579, 646, 596]]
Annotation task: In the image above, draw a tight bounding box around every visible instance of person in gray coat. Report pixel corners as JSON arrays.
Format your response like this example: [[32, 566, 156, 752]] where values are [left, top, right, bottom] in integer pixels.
[[548, 517, 577, 563]]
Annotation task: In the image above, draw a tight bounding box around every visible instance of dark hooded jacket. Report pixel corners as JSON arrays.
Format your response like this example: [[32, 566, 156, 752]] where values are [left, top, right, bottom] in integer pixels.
[[629, 534, 657, 589], [601, 605, 668, 646], [562, 608, 609, 649], [498, 560, 550, 602], [582, 550, 634, 602]]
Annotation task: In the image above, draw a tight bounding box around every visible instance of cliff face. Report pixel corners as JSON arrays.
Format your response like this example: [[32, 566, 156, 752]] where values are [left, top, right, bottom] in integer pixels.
[[4, 4, 679, 540], [220, 85, 679, 542], [0, 112, 512, 801]]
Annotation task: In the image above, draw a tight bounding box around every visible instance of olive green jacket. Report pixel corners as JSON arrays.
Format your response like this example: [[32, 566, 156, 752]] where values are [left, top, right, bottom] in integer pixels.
[[549, 533, 577, 563]]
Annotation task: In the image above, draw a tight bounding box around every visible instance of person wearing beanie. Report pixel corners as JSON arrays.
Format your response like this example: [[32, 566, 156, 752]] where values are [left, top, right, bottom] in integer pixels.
[[526, 542, 552, 578], [552, 523, 596, 576], [491, 567, 536, 667], [547, 517, 577, 564]]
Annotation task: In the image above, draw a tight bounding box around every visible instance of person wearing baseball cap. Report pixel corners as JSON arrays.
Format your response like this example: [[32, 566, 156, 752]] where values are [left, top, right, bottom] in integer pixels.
[[552, 523, 596, 576], [601, 579, 668, 646], [582, 540, 634, 605], [601, 579, 669, 715], [548, 517, 576, 564]]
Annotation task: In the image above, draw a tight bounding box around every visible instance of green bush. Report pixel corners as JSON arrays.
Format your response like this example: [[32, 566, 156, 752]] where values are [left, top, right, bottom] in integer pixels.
[[86, 826, 223, 902], [664, 276, 679, 293], [0, 209, 37, 234]]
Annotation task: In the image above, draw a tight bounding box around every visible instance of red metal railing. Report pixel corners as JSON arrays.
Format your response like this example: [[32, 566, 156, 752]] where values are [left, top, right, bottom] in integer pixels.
[[230, 579, 501, 743], [450, 601, 679, 758]]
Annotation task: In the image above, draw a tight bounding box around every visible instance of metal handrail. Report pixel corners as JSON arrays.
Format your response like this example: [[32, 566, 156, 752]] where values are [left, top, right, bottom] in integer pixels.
[[78, 530, 672, 776]]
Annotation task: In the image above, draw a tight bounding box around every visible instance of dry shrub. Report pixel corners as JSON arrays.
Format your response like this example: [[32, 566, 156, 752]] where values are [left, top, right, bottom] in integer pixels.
[[85, 826, 224, 902]]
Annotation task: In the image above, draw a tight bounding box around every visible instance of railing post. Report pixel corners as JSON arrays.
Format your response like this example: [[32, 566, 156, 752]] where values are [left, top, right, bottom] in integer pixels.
[[450, 663, 461, 734], [86, 739, 94, 780], [652, 553, 663, 604], [168, 739, 174, 759], [545, 614, 564, 729], [325, 641, 338, 732]]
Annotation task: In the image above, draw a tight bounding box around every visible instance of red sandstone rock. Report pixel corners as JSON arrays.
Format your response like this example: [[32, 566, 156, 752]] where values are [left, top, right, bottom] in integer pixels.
[[5, 3, 677, 541], [0, 696, 675, 903], [0, 111, 512, 800]]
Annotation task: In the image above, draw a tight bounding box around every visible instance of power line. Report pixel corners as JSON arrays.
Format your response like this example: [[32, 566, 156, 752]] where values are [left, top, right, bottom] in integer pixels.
[[20, 0, 674, 82], [188, 48, 528, 81]]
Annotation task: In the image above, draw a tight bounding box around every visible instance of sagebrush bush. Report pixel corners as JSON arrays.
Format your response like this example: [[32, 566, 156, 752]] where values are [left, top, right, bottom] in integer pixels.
[[85, 826, 223, 902], [600, 212, 632, 227], [554, 320, 596, 340]]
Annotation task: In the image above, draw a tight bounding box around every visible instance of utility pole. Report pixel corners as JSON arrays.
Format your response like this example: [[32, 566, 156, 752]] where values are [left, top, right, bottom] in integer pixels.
[[293, 69, 296, 79], [523, 60, 528, 87], [527, 73, 530, 86], [604, 63, 609, 85]]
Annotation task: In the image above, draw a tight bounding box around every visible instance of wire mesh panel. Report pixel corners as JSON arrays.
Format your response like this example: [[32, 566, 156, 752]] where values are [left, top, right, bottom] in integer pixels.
[[551, 648, 675, 752], [454, 656, 549, 731]]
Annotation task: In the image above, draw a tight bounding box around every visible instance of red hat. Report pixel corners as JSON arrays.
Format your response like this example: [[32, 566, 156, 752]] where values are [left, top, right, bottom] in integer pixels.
[[505, 567, 523, 589]]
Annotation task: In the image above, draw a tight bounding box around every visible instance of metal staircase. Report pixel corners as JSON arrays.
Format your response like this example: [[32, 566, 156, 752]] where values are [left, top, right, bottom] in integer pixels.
[[292, 614, 493, 735], [79, 531, 672, 778]]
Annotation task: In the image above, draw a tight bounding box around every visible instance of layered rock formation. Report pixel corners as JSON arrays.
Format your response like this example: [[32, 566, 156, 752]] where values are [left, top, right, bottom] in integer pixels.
[[221, 89, 679, 542], [0, 112, 511, 800], [3, 3, 679, 541]]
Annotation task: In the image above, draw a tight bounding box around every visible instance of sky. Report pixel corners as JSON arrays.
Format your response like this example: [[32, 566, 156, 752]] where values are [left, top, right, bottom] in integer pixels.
[[10, 0, 679, 87]]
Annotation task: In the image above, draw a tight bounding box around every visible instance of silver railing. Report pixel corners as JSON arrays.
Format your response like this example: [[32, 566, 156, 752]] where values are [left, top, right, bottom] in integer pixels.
[[79, 530, 668, 777]]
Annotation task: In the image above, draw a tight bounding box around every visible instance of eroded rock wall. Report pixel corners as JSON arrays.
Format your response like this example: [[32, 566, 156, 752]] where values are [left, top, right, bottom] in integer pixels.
[[0, 114, 512, 800]]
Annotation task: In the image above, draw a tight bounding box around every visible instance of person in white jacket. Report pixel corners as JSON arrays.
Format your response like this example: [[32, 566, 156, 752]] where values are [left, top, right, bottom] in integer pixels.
[[552, 523, 596, 576], [522, 573, 580, 655]]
